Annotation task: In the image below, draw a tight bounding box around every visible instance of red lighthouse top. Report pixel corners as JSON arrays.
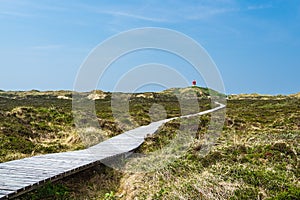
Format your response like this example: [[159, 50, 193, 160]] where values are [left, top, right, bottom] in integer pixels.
[[192, 80, 196, 86]]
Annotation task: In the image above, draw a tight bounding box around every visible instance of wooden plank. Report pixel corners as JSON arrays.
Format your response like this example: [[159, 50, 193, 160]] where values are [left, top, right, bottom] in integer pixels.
[[0, 189, 15, 200], [0, 167, 52, 176], [0, 185, 27, 191], [42, 152, 96, 161], [36, 156, 94, 165], [5, 160, 75, 171], [0, 174, 42, 183], [0, 166, 59, 177], [0, 189, 15, 195]]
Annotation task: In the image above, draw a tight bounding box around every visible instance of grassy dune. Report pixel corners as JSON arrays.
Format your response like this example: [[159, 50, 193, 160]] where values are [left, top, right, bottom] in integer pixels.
[[0, 87, 211, 163], [1, 89, 299, 199], [121, 97, 299, 199]]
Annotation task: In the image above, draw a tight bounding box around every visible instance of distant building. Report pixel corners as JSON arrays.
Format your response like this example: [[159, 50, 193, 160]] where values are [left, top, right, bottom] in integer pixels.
[[192, 80, 196, 86]]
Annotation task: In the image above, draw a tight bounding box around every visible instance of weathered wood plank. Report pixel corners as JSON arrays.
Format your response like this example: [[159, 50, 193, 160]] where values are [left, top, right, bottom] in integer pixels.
[[0, 189, 15, 195]]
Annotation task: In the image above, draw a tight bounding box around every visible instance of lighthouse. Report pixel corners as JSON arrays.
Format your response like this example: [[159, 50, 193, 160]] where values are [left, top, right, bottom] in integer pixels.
[[192, 80, 196, 86]]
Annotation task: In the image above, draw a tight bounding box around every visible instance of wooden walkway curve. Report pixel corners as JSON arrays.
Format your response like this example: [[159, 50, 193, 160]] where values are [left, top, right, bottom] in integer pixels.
[[0, 102, 225, 199]]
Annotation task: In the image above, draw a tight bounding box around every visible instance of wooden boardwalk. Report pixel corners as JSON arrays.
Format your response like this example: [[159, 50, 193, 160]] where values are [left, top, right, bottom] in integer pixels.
[[0, 103, 225, 199]]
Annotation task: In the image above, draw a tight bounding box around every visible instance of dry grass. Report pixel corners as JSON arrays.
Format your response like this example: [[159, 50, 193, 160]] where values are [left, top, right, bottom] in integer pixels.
[[2, 90, 299, 199]]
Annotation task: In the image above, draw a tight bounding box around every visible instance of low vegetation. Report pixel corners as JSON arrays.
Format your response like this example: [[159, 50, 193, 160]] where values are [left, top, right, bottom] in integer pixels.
[[1, 88, 299, 199], [0, 87, 211, 163], [122, 97, 299, 199]]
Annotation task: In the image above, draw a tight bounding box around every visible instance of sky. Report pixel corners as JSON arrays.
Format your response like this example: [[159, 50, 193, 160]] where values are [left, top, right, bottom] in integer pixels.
[[0, 0, 299, 94]]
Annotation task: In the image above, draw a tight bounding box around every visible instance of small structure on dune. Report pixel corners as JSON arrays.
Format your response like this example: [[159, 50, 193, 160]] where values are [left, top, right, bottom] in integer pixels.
[[192, 80, 196, 86]]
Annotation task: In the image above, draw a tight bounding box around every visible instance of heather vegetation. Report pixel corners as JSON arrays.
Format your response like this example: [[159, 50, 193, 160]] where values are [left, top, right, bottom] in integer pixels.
[[0, 87, 211, 163], [125, 97, 300, 199], [1, 88, 299, 199]]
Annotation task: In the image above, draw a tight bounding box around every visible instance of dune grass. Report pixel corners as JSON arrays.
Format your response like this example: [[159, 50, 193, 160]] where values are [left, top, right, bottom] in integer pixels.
[[50, 96, 298, 200], [1, 89, 299, 199]]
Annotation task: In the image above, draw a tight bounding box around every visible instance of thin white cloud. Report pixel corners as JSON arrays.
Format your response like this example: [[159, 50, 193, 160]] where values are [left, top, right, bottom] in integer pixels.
[[74, 2, 174, 23], [31, 45, 64, 50], [99, 10, 168, 22], [184, 6, 239, 20], [181, 2, 272, 20], [247, 4, 272, 11], [69, 0, 240, 25], [0, 11, 33, 17], [21, 0, 69, 13], [0, 0, 68, 19], [146, 0, 240, 22]]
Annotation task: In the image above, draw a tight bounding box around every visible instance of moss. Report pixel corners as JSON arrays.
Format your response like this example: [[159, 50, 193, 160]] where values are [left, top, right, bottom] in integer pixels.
[[268, 186, 300, 200], [230, 187, 259, 200]]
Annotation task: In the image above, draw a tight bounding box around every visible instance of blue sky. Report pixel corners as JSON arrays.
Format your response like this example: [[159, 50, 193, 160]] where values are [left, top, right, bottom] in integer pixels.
[[0, 0, 299, 94]]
